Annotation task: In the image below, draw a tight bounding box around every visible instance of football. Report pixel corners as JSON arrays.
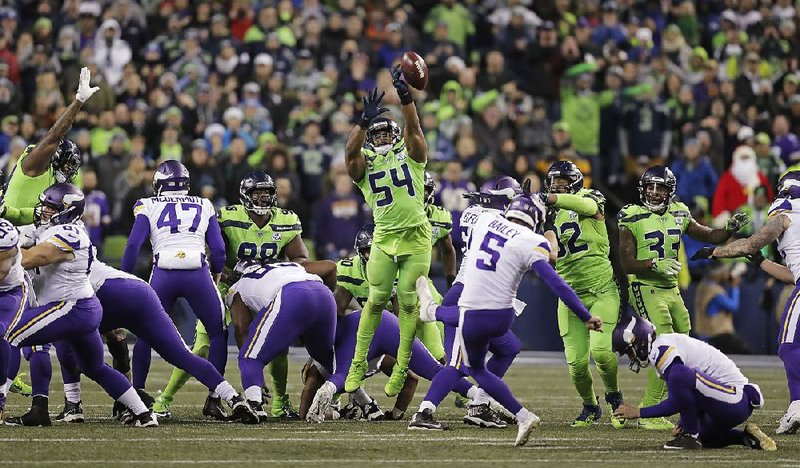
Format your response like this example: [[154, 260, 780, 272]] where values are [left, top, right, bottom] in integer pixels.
[[400, 51, 428, 90]]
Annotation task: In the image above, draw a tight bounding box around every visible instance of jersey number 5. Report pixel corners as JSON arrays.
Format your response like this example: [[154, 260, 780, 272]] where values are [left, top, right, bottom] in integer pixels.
[[476, 231, 507, 271], [368, 163, 415, 207], [157, 203, 202, 234]]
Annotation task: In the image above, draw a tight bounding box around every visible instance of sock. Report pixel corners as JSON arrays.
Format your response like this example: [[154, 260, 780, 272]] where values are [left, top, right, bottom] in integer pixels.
[[214, 381, 237, 403], [352, 387, 371, 406], [267, 352, 289, 398], [29, 350, 52, 397], [244, 385, 261, 402], [395, 304, 417, 371], [117, 387, 148, 415], [32, 395, 48, 411], [641, 367, 668, 408], [434, 305, 460, 327], [515, 407, 531, 421], [469, 388, 490, 406], [419, 400, 436, 413], [64, 382, 81, 404], [208, 390, 219, 398]]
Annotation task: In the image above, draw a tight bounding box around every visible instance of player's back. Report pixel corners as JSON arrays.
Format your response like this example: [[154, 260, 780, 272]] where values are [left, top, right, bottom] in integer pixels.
[[650, 333, 748, 386], [769, 197, 800, 282], [3, 145, 57, 209], [455, 204, 500, 282], [458, 212, 550, 310], [135, 195, 215, 259], [228, 262, 322, 313], [89, 251, 142, 291], [33, 223, 94, 304], [0, 219, 24, 292]]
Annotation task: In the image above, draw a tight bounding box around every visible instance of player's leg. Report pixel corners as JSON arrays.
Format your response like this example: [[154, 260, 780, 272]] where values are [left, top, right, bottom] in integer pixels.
[[26, 346, 52, 402], [53, 340, 85, 422], [588, 284, 625, 427], [104, 328, 131, 379], [416, 320, 445, 362], [268, 352, 293, 418], [440, 281, 463, 307], [486, 330, 521, 378], [0, 285, 28, 412], [345, 246, 398, 392], [137, 267, 181, 392], [777, 340, 800, 434], [389, 250, 431, 396], [558, 299, 596, 407], [667, 287, 691, 335], [155, 319, 210, 416], [183, 268, 228, 376]]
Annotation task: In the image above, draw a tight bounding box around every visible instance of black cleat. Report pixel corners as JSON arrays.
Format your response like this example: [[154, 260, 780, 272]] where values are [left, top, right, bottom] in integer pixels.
[[136, 388, 155, 409], [359, 398, 385, 421], [463, 403, 507, 428], [4, 405, 52, 427], [247, 400, 269, 423], [55, 398, 85, 423], [202, 396, 228, 421], [112, 400, 127, 421], [664, 433, 702, 450], [124, 410, 158, 427], [229, 395, 259, 424], [408, 408, 448, 431]]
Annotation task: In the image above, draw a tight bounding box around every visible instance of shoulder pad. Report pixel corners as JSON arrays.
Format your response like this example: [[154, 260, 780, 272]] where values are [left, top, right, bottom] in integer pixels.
[[668, 202, 690, 218], [617, 204, 650, 223], [584, 189, 606, 203]]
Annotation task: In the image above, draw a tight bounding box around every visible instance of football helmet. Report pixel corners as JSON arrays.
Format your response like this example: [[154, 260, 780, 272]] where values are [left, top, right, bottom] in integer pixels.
[[424, 172, 435, 206], [354, 224, 374, 265], [52, 139, 81, 183], [639, 166, 676, 213], [240, 171, 276, 216], [153, 160, 190, 196], [612, 315, 656, 373], [504, 194, 546, 232], [464, 176, 523, 211], [366, 118, 401, 155], [34, 183, 85, 226], [545, 160, 584, 194], [777, 170, 800, 200]]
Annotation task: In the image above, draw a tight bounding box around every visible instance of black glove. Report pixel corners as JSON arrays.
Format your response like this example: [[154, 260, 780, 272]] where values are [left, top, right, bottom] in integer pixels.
[[446, 275, 456, 289], [745, 251, 765, 267], [359, 88, 389, 128], [522, 178, 532, 194], [690, 246, 716, 261], [390, 64, 413, 105]]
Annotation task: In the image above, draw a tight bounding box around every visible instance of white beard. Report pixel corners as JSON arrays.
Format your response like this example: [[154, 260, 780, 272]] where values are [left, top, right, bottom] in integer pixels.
[[731, 158, 759, 188]]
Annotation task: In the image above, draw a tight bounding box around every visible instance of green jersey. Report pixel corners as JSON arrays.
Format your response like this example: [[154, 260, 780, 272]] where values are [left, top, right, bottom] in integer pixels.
[[4, 145, 57, 209], [217, 205, 302, 269], [336, 256, 371, 308], [355, 139, 430, 250], [548, 189, 613, 294], [617, 201, 691, 288], [426, 204, 452, 245]]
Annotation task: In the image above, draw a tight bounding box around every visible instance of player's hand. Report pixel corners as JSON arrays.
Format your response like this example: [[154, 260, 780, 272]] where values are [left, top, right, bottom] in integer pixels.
[[690, 247, 716, 261], [725, 212, 750, 233], [613, 404, 640, 420], [672, 424, 684, 437], [359, 88, 389, 128], [745, 251, 765, 266], [651, 258, 682, 276], [75, 67, 100, 103], [522, 178, 532, 194], [390, 64, 413, 105], [585, 316, 602, 331]]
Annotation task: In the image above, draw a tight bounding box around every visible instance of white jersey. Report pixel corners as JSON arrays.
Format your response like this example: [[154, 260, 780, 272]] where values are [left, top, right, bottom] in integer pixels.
[[458, 212, 550, 310], [769, 197, 800, 282], [134, 195, 216, 266], [455, 204, 501, 283], [649, 333, 748, 386], [89, 252, 142, 292], [0, 219, 24, 292], [226, 262, 321, 313], [32, 223, 95, 304]]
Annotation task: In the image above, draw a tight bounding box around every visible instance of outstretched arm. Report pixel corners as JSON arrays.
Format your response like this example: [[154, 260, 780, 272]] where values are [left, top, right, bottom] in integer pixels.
[[391, 65, 427, 163], [531, 260, 599, 328], [712, 214, 790, 258], [546, 194, 601, 218], [347, 88, 389, 181], [21, 243, 74, 269], [685, 219, 731, 244], [760, 258, 795, 284]]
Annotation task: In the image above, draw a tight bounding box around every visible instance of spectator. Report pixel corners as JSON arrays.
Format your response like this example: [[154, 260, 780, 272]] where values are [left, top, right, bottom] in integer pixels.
[[314, 172, 365, 261], [294, 120, 332, 204], [754, 132, 786, 187], [590, 2, 626, 47], [712, 145, 773, 221], [438, 160, 474, 248], [94, 132, 131, 197], [423, 0, 474, 52], [472, 104, 512, 161], [221, 106, 255, 151], [671, 138, 718, 204], [620, 83, 671, 172], [81, 169, 111, 250], [94, 19, 132, 88], [221, 137, 253, 204], [561, 66, 600, 168], [274, 175, 308, 227], [0, 136, 26, 186], [513, 97, 551, 158], [186, 139, 225, 202], [0, 115, 19, 156], [694, 263, 752, 355], [773, 114, 800, 165]]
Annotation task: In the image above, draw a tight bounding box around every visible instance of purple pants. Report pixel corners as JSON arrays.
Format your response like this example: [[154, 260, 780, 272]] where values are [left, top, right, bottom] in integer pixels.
[[56, 278, 226, 393], [778, 283, 800, 401], [145, 266, 227, 383], [0, 285, 26, 395], [239, 281, 336, 392], [5, 296, 132, 400], [327, 310, 473, 396]]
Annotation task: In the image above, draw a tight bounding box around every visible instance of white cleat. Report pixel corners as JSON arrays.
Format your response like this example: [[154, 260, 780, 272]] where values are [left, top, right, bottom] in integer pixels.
[[416, 277, 437, 322], [307, 381, 336, 423], [776, 412, 800, 435], [514, 410, 541, 446]]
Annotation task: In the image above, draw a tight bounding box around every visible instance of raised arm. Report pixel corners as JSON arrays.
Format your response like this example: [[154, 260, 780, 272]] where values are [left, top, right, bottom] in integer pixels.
[[346, 88, 389, 182], [711, 214, 789, 258], [390, 65, 427, 164]]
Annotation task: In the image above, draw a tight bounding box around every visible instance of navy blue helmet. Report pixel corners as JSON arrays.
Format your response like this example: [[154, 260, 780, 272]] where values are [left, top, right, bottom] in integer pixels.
[[639, 165, 676, 213], [545, 160, 584, 194], [35, 183, 85, 226], [612, 315, 656, 373], [366, 118, 401, 155], [52, 139, 81, 183], [240, 171, 276, 215], [354, 224, 374, 265], [153, 160, 190, 196]]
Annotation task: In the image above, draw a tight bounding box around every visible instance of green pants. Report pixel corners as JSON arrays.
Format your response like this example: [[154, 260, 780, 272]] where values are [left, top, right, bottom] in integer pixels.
[[559, 281, 620, 405], [354, 237, 431, 374], [415, 278, 445, 361], [629, 282, 690, 407]]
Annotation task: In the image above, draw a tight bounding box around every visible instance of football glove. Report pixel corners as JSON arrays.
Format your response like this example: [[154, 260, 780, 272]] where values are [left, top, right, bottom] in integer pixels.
[[390, 64, 413, 105], [75, 67, 100, 103], [358, 88, 389, 128], [745, 251, 765, 267], [725, 212, 750, 233], [650, 258, 682, 276], [690, 247, 716, 261]]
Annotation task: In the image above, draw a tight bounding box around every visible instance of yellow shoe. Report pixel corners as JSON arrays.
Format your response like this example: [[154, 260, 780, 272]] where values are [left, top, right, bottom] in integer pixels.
[[744, 423, 777, 451], [384, 366, 407, 397], [637, 417, 674, 430], [10, 374, 32, 396], [344, 360, 367, 393]]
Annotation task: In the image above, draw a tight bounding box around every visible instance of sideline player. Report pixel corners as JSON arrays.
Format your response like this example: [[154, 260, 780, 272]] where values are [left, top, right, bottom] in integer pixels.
[[415, 194, 602, 446], [153, 171, 306, 419], [121, 161, 227, 414], [617, 166, 748, 429], [613, 316, 776, 451], [343, 66, 431, 396], [542, 161, 623, 427]]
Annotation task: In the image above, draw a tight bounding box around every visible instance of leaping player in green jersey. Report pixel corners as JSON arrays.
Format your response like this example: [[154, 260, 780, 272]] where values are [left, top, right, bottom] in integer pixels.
[[617, 165, 749, 430], [541, 161, 624, 428], [153, 171, 308, 420], [344, 66, 432, 397]]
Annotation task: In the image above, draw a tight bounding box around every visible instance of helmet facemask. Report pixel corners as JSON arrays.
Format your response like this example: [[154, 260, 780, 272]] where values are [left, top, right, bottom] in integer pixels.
[[641, 182, 671, 213], [546, 176, 573, 194], [367, 120, 400, 156], [244, 187, 276, 216]]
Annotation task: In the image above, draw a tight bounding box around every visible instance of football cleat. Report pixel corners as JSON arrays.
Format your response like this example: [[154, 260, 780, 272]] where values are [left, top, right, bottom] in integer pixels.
[[359, 398, 385, 421], [663, 433, 702, 450], [261, 385, 272, 406], [202, 396, 228, 421], [0, 394, 6, 422], [464, 403, 507, 428], [112, 400, 127, 420], [307, 382, 336, 423], [488, 399, 517, 425], [118, 409, 135, 425], [136, 388, 155, 409], [229, 395, 259, 424], [55, 398, 85, 423], [152, 395, 172, 419], [638, 416, 675, 430], [9, 374, 32, 396], [776, 402, 800, 434], [384, 366, 407, 397], [272, 394, 300, 420], [127, 411, 158, 428], [571, 398, 602, 428], [408, 409, 448, 431], [415, 277, 437, 322], [744, 423, 777, 451], [344, 360, 368, 393], [454, 395, 470, 409], [605, 392, 627, 429], [514, 411, 541, 446], [248, 400, 269, 423], [4, 405, 52, 427]]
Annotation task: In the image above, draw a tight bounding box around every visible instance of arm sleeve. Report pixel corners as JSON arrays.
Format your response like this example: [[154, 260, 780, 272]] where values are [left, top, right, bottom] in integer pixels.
[[707, 288, 740, 316], [530, 260, 591, 321], [553, 194, 598, 216], [205, 215, 226, 275], [2, 206, 35, 226], [121, 215, 150, 273], [639, 359, 687, 419]]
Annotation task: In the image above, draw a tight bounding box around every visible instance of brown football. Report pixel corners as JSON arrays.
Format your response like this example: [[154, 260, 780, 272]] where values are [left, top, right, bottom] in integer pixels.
[[400, 51, 428, 90]]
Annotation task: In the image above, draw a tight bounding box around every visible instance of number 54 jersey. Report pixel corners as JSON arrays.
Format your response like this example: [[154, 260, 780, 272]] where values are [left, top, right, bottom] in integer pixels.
[[458, 212, 550, 311], [134, 195, 216, 259]]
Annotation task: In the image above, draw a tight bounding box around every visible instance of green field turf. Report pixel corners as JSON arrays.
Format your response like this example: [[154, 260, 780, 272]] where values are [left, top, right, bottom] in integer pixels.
[[1, 356, 798, 467]]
